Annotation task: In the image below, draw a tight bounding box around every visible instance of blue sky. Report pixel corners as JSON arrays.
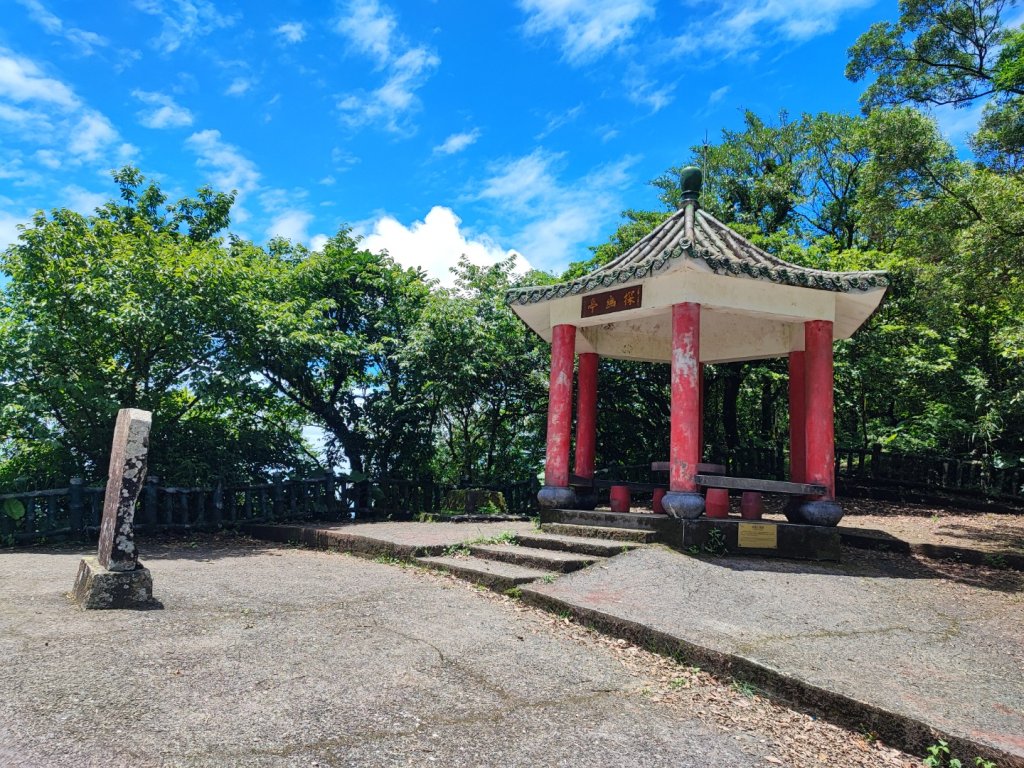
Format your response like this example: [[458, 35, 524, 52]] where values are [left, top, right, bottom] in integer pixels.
[[0, 0, 978, 284]]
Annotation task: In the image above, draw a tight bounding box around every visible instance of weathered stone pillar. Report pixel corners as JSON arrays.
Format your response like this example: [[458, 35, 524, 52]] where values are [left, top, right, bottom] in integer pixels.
[[798, 321, 842, 526], [662, 302, 704, 519], [538, 324, 577, 509], [72, 409, 158, 609]]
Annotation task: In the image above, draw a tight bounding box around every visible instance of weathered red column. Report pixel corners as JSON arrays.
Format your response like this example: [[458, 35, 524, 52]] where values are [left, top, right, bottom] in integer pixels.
[[662, 302, 705, 519], [788, 351, 806, 483], [538, 324, 578, 508], [574, 353, 599, 480], [571, 351, 599, 510], [798, 320, 843, 526]]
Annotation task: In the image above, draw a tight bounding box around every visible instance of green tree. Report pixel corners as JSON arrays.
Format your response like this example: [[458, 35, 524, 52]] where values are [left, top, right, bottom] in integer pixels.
[[226, 231, 433, 478], [846, 0, 1023, 110], [406, 256, 548, 483], [0, 167, 311, 488]]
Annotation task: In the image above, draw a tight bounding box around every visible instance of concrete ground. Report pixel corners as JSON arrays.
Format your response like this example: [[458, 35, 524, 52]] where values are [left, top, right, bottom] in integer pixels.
[[524, 545, 1024, 766], [0, 540, 770, 768]]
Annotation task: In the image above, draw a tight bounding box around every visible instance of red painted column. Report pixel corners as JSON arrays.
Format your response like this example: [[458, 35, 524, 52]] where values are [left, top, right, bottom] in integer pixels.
[[544, 324, 576, 489], [804, 321, 835, 499], [670, 303, 701, 493], [573, 352, 599, 480], [788, 351, 806, 483]]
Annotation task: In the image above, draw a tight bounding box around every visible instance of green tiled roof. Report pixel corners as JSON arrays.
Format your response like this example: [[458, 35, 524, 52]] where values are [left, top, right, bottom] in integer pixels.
[[506, 207, 889, 306]]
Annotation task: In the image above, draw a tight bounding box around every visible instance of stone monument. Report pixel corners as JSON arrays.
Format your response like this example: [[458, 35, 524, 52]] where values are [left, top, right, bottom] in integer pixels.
[[71, 408, 158, 609]]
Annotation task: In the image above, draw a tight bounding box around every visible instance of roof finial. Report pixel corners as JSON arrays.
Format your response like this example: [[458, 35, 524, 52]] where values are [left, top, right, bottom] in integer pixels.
[[679, 166, 702, 208]]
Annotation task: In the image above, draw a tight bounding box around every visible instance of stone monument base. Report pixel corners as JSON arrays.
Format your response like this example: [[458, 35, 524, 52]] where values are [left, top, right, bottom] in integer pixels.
[[71, 556, 158, 610], [668, 518, 840, 562]]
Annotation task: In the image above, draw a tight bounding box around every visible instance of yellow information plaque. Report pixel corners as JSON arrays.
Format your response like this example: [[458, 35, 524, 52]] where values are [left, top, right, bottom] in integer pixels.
[[737, 522, 778, 549]]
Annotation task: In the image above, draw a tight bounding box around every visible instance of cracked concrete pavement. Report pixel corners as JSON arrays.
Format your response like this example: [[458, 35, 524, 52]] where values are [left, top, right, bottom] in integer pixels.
[[1, 540, 772, 768]]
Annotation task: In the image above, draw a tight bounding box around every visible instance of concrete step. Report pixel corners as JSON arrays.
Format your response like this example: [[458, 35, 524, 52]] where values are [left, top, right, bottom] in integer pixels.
[[415, 555, 555, 592], [468, 543, 599, 573], [541, 508, 672, 532], [540, 523, 660, 544], [515, 532, 645, 557]]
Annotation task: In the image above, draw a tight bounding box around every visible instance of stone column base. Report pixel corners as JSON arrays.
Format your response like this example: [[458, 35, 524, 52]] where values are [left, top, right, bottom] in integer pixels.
[[573, 492, 598, 511], [662, 491, 705, 519], [537, 486, 577, 509], [71, 556, 159, 610], [794, 499, 844, 527]]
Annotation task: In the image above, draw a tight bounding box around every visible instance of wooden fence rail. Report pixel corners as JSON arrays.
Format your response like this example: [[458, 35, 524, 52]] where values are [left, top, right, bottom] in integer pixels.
[[1, 475, 540, 547], [596, 445, 1023, 503]]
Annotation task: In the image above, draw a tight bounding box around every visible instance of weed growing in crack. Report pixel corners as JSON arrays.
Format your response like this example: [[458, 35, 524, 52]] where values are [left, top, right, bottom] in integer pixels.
[[731, 679, 757, 698]]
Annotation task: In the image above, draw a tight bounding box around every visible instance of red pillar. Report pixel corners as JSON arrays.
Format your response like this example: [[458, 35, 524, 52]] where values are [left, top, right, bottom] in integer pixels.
[[538, 324, 577, 509], [574, 352, 599, 480], [663, 302, 705, 519], [788, 351, 806, 483], [804, 321, 835, 499]]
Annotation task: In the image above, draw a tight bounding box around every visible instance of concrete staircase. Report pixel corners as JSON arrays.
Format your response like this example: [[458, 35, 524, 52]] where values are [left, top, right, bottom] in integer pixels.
[[415, 511, 666, 592]]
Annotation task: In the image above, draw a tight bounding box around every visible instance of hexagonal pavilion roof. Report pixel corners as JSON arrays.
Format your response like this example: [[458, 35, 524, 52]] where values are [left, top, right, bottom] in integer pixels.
[[506, 203, 889, 364]]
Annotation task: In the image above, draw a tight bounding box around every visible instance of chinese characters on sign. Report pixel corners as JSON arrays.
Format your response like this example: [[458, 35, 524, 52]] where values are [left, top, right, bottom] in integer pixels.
[[580, 286, 643, 318]]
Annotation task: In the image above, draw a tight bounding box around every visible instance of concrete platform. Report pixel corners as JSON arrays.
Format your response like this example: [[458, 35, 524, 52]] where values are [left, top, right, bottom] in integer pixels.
[[244, 520, 537, 558], [521, 545, 1024, 767], [670, 518, 842, 561], [242, 519, 1023, 765]]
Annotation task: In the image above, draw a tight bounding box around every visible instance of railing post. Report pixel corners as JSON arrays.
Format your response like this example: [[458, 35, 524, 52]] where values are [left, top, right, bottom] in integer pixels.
[[143, 476, 159, 530], [324, 474, 337, 519], [272, 477, 283, 521], [211, 482, 223, 528], [68, 477, 85, 536]]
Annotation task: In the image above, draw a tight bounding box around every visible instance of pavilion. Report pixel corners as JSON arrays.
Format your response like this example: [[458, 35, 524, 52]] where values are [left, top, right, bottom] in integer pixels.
[[506, 169, 889, 527]]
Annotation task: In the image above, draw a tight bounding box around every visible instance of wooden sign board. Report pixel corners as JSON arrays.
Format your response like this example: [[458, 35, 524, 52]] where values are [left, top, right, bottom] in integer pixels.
[[581, 286, 642, 318], [737, 522, 778, 549]]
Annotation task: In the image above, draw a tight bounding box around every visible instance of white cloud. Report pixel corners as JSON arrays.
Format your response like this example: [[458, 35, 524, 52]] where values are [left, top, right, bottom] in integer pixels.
[[63, 185, 107, 214], [0, 102, 54, 135], [225, 77, 253, 96], [0, 49, 80, 109], [536, 104, 583, 140], [266, 210, 314, 243], [185, 130, 260, 222], [624, 66, 675, 112], [275, 21, 306, 44], [477, 149, 639, 270], [707, 85, 730, 105], [335, 0, 439, 133], [674, 0, 876, 59], [310, 233, 329, 251], [68, 110, 119, 161], [338, 46, 439, 133], [15, 0, 108, 55], [132, 89, 194, 129], [34, 149, 60, 168], [434, 128, 481, 156], [932, 101, 985, 144], [336, 0, 397, 65], [360, 206, 529, 286], [519, 0, 655, 65], [134, 0, 237, 54], [0, 210, 28, 249]]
